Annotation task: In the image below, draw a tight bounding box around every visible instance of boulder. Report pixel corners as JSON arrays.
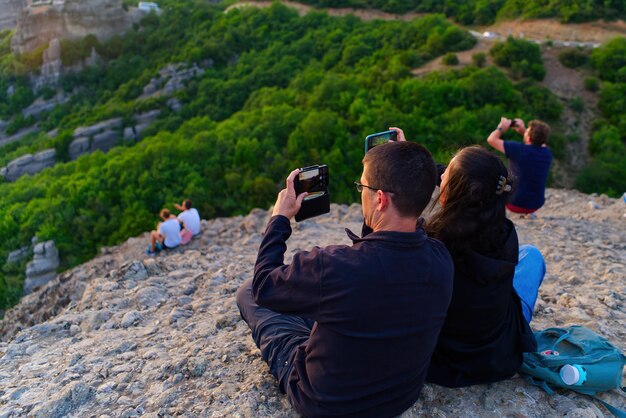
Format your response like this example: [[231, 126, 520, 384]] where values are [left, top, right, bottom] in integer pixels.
[[3, 149, 56, 181], [68, 137, 90, 160], [0, 126, 40, 148], [24, 240, 59, 294], [135, 110, 161, 125], [7, 247, 30, 264], [141, 63, 205, 99], [134, 123, 151, 140], [123, 127, 135, 141], [91, 130, 120, 153], [73, 117, 122, 139]]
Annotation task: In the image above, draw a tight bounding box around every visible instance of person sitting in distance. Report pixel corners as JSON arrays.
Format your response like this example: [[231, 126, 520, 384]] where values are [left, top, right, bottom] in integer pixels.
[[147, 209, 181, 254], [236, 141, 454, 417], [486, 117, 552, 215], [174, 198, 201, 236]]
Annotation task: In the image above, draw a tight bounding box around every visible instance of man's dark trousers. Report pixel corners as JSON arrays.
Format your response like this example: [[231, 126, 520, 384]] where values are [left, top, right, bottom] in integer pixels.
[[236, 279, 313, 393]]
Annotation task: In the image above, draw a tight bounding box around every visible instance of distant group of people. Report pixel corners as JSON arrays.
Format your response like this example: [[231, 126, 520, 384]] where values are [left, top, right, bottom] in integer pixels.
[[235, 117, 553, 416], [147, 198, 201, 254]]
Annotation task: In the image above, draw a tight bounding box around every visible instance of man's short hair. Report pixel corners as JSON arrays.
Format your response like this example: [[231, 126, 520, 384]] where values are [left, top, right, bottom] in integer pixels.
[[362, 141, 437, 217], [184, 199, 192, 209], [528, 120, 550, 146], [160, 209, 170, 219]]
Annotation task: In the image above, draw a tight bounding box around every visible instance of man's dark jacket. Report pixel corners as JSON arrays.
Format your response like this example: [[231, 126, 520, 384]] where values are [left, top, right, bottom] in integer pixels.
[[253, 215, 454, 417], [426, 220, 537, 387]]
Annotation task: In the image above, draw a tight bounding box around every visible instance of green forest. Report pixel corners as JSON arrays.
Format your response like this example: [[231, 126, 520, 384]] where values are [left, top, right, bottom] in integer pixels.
[[0, 0, 624, 310], [294, 0, 626, 24]]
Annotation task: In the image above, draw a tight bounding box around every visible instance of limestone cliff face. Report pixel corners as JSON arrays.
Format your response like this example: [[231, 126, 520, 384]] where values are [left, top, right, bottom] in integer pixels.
[[11, 0, 139, 54], [0, 0, 26, 31]]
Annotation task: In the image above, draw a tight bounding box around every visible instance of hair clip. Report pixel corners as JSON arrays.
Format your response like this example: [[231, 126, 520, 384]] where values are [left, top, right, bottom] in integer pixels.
[[496, 176, 511, 195]]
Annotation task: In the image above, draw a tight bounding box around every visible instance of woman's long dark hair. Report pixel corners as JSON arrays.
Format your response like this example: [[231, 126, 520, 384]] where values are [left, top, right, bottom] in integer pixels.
[[427, 146, 511, 258]]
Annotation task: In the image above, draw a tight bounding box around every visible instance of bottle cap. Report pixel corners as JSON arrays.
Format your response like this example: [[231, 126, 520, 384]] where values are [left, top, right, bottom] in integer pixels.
[[560, 364, 585, 385]]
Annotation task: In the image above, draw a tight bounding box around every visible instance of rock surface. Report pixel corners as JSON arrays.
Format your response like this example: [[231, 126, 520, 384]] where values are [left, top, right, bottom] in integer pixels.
[[31, 38, 64, 90], [10, 0, 139, 54], [1, 149, 56, 182], [0, 0, 26, 31], [0, 189, 624, 417], [141, 63, 207, 99], [22, 90, 68, 118], [23, 240, 59, 295]]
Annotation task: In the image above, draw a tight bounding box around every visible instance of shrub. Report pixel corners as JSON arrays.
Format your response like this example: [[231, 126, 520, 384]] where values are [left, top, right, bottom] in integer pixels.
[[558, 48, 589, 68], [583, 77, 599, 92], [490, 36, 545, 80], [472, 52, 486, 67], [591, 37, 626, 82], [442, 53, 459, 66], [570, 96, 585, 112]]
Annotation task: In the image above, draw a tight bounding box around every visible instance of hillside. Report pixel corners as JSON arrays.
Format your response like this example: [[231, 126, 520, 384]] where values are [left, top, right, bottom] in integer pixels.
[[0, 0, 624, 351], [0, 188, 624, 417]]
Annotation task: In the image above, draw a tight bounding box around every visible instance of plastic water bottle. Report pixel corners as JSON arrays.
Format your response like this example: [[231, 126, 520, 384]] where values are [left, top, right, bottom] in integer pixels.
[[560, 364, 587, 386]]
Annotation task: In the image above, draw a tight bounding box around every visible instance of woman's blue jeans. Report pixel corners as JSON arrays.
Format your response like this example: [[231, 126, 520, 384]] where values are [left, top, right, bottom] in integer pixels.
[[513, 244, 546, 323]]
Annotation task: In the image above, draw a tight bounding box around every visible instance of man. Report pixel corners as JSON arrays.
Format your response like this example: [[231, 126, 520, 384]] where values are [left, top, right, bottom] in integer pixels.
[[147, 209, 181, 254], [236, 142, 454, 417], [174, 198, 201, 236], [486, 117, 553, 214]]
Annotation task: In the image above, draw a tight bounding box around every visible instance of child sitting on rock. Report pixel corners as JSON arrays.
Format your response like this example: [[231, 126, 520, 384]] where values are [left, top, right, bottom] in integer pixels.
[[147, 209, 181, 254]]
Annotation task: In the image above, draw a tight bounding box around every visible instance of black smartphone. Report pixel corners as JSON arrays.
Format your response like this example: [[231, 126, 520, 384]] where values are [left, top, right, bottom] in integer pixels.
[[364, 130, 397, 153], [510, 119, 517, 127], [293, 165, 330, 222]]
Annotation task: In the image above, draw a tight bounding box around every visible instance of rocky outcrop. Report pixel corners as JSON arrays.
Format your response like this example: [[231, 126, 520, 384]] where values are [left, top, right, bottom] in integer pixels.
[[23, 240, 59, 294], [7, 247, 29, 264], [0, 0, 26, 31], [32, 37, 101, 89], [141, 63, 207, 99], [31, 38, 63, 90], [0, 125, 39, 148], [11, 0, 139, 54], [0, 190, 624, 416], [69, 117, 123, 160], [68, 111, 160, 160], [22, 90, 68, 118], [0, 148, 56, 181]]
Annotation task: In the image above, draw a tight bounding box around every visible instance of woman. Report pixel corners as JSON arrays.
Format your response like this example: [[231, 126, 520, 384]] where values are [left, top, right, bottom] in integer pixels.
[[424, 145, 545, 387]]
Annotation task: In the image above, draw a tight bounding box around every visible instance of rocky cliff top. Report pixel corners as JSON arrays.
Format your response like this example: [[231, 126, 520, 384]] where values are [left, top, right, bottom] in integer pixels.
[[0, 0, 25, 31], [11, 0, 140, 54], [0, 188, 624, 417]]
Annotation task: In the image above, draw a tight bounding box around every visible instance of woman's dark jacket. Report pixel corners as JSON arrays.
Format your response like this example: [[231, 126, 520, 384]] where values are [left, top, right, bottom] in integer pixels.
[[426, 219, 537, 387]]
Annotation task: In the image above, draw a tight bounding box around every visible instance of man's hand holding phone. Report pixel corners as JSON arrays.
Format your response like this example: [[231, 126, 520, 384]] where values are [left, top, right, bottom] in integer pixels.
[[272, 169, 308, 220], [389, 127, 407, 142]]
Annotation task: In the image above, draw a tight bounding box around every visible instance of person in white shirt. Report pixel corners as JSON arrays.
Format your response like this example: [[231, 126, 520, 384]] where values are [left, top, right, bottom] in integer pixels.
[[148, 209, 181, 253], [175, 199, 201, 236]]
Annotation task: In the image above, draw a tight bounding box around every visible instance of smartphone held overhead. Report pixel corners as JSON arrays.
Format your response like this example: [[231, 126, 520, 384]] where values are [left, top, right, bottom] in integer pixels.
[[364, 130, 397, 153]]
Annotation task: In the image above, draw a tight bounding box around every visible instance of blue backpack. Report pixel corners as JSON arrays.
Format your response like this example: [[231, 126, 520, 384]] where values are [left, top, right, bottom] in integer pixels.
[[519, 326, 626, 417]]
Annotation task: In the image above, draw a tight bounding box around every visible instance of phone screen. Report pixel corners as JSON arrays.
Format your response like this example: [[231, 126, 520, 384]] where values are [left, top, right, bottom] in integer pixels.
[[365, 130, 398, 153], [370, 134, 392, 147], [298, 168, 319, 193]]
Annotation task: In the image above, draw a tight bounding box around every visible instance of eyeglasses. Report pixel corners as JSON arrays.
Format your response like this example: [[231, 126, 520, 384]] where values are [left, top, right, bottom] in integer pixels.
[[354, 181, 395, 194]]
